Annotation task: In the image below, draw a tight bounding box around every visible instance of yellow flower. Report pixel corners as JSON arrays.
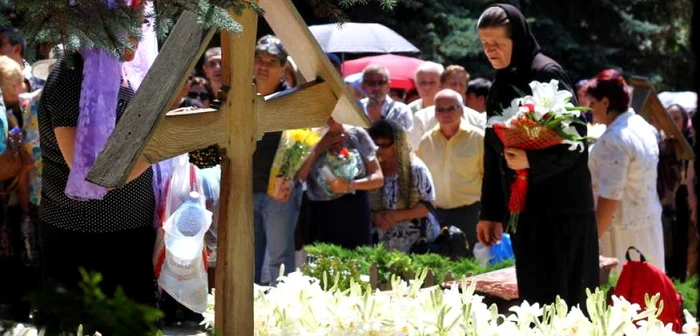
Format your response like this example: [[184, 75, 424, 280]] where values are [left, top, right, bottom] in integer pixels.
[[305, 132, 321, 146], [289, 129, 308, 143]]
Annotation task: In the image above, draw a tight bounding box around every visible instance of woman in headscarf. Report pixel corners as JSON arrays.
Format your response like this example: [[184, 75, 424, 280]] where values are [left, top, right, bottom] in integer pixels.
[[475, 4, 599, 308], [367, 119, 439, 253]]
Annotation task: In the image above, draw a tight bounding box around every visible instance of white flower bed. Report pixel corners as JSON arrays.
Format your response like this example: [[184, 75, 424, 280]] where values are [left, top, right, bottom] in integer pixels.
[[202, 271, 698, 336]]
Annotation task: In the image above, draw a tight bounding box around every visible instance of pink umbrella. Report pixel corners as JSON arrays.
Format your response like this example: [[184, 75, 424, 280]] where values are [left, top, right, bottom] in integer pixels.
[[342, 54, 425, 90]]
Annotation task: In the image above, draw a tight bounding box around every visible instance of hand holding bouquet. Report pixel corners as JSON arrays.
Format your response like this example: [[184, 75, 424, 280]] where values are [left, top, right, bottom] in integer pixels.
[[268, 128, 322, 201], [317, 147, 360, 196], [487, 79, 587, 232]]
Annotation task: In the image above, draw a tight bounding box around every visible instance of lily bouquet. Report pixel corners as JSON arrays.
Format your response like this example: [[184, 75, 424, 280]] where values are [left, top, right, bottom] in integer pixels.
[[316, 147, 360, 196], [487, 79, 587, 232], [268, 128, 323, 199]]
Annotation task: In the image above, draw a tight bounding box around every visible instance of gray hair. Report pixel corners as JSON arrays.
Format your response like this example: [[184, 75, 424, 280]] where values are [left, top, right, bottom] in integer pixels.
[[415, 61, 444, 79], [204, 47, 221, 63], [362, 64, 390, 82]]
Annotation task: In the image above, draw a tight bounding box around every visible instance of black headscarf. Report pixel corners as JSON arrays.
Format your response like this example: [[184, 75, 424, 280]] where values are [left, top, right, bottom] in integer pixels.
[[493, 4, 541, 73], [484, 4, 577, 116]]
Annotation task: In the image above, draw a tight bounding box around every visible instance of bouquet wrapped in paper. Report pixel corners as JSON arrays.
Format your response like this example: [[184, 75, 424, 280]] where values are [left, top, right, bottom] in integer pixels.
[[487, 79, 587, 232], [267, 128, 323, 199], [315, 147, 361, 197]]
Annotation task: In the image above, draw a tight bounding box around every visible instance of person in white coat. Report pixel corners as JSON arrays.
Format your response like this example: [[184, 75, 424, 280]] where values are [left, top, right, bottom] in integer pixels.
[[587, 69, 665, 271]]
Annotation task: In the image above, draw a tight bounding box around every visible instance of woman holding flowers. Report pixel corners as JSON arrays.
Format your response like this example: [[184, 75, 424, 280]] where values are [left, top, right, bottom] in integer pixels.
[[297, 118, 383, 249], [475, 4, 599, 308], [367, 119, 439, 253], [587, 69, 665, 271]]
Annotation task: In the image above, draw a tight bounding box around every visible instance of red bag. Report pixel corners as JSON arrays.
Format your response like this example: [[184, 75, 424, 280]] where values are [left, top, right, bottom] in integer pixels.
[[614, 247, 683, 332]]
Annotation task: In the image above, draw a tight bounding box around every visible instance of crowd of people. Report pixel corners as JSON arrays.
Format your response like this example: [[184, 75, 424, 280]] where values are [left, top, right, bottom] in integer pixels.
[[0, 2, 696, 333]]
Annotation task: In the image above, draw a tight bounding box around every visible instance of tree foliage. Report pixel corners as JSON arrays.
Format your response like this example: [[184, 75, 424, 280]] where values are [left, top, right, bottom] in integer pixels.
[[339, 0, 694, 91], [0, 0, 397, 61]]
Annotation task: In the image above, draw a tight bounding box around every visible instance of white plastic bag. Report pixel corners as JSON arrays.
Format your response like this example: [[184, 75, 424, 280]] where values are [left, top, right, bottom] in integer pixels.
[[153, 154, 211, 313], [158, 190, 212, 313]]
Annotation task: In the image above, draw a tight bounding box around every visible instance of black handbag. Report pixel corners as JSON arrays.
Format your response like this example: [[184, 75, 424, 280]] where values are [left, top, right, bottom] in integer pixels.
[[409, 201, 471, 260]]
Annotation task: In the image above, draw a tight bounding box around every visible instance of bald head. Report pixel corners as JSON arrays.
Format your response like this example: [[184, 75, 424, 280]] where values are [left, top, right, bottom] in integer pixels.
[[435, 89, 464, 106], [434, 89, 464, 130]]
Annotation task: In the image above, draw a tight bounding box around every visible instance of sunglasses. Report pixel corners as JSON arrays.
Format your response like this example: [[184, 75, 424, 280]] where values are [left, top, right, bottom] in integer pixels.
[[188, 92, 211, 100], [435, 105, 460, 113], [363, 79, 388, 87]]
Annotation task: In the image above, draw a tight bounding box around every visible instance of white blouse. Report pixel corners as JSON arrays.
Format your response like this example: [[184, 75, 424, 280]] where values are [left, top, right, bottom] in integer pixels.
[[589, 109, 665, 271]]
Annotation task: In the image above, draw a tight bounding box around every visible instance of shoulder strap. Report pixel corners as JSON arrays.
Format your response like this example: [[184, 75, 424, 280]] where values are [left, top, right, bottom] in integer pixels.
[[625, 246, 647, 262]]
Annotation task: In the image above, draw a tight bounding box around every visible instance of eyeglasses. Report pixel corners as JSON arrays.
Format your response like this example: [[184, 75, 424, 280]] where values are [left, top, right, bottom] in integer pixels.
[[188, 92, 211, 100], [435, 105, 460, 113], [363, 79, 388, 87]]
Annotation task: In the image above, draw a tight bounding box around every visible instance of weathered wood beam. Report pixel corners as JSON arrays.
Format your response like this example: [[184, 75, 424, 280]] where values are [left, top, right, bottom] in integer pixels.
[[87, 11, 216, 188], [255, 79, 335, 135], [214, 4, 258, 336], [630, 76, 695, 160], [259, 0, 370, 128], [141, 108, 226, 163]]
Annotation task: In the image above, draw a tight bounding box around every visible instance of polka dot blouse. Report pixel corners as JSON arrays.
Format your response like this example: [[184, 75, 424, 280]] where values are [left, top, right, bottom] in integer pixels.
[[38, 54, 155, 233]]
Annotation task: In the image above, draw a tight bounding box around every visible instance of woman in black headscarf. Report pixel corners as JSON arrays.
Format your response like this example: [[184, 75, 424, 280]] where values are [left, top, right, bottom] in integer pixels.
[[475, 4, 599, 308]]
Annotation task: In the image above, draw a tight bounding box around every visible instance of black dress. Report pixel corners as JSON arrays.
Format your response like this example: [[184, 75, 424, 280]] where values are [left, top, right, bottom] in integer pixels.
[[37, 54, 157, 312], [480, 4, 599, 308]]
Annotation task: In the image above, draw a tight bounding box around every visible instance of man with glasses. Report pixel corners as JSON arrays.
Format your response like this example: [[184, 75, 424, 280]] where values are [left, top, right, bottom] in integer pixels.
[[408, 61, 444, 113], [415, 89, 484, 253], [409, 65, 485, 149], [359, 65, 413, 132]]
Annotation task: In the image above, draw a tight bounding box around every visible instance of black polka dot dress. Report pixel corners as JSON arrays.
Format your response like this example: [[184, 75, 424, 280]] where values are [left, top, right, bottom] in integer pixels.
[[38, 54, 155, 233]]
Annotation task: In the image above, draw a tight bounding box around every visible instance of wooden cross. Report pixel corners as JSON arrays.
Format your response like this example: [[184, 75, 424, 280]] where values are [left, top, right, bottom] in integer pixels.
[[630, 76, 695, 160], [86, 1, 370, 334]]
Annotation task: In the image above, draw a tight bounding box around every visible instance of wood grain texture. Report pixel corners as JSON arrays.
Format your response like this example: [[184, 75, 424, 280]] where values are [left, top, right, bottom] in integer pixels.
[[255, 79, 335, 135], [87, 11, 215, 187], [213, 5, 258, 336], [142, 109, 226, 163], [630, 77, 695, 160], [259, 0, 370, 128], [213, 151, 231, 336]]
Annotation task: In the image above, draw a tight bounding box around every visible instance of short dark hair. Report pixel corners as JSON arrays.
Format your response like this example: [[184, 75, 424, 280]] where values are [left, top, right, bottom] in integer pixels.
[[477, 6, 511, 38], [255, 35, 288, 66], [0, 27, 25, 58], [586, 69, 631, 114], [368, 118, 402, 142], [467, 78, 492, 97]]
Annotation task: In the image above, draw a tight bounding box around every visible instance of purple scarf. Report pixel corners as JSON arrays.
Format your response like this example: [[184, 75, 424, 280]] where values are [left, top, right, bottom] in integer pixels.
[[65, 0, 171, 213]]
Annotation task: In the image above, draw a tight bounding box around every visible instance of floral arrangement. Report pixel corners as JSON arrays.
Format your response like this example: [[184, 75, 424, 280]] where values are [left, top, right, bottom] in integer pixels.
[[487, 79, 588, 232], [267, 128, 322, 198], [316, 147, 360, 196], [200, 271, 698, 335]]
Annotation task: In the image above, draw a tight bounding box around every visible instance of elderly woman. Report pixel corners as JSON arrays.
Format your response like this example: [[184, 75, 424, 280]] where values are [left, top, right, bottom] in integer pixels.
[[367, 119, 439, 252], [475, 4, 599, 308], [587, 69, 665, 271], [297, 118, 383, 249]]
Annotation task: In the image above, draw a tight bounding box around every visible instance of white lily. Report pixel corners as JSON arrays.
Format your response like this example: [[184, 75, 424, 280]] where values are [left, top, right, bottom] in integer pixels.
[[522, 79, 574, 120], [487, 97, 527, 127], [683, 310, 698, 335]]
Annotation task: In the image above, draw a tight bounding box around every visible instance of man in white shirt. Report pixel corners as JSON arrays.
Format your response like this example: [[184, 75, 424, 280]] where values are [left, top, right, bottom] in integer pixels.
[[360, 64, 413, 132], [410, 65, 484, 149], [408, 61, 444, 113]]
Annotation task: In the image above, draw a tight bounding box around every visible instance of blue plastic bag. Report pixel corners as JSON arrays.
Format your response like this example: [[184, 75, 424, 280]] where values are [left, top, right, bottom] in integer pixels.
[[489, 233, 515, 264]]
